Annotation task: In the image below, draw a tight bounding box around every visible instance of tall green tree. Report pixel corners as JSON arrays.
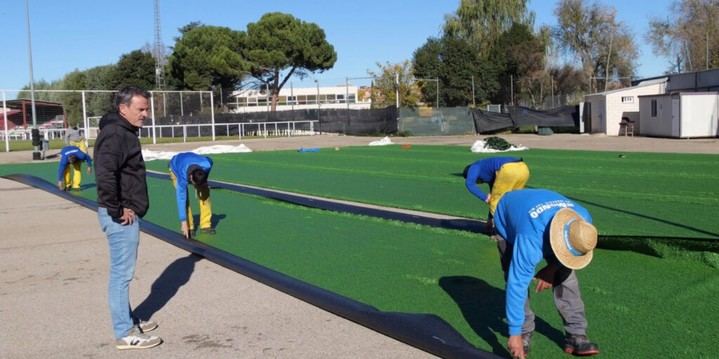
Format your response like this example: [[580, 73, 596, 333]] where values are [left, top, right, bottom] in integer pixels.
[[413, 36, 500, 107], [444, 0, 530, 57], [242, 12, 336, 111], [168, 23, 247, 100], [59, 71, 87, 126], [647, 0, 719, 72], [493, 23, 548, 107], [367, 61, 420, 108], [18, 80, 59, 102], [554, 0, 638, 92], [106, 50, 156, 91], [82, 65, 116, 116]]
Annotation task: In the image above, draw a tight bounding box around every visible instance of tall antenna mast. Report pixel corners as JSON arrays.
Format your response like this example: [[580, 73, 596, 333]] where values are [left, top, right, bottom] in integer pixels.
[[153, 0, 165, 89]]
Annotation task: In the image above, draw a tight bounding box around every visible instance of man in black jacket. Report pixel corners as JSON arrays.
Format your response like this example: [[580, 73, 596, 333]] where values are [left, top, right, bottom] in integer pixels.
[[94, 86, 162, 350]]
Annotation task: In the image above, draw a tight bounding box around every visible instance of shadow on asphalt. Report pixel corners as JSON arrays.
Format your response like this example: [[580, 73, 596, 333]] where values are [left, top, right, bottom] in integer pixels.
[[134, 253, 203, 321]]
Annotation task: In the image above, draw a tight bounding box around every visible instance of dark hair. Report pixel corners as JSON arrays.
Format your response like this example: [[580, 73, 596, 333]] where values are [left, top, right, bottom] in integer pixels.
[[114, 86, 151, 110], [68, 155, 77, 164], [462, 165, 470, 179], [189, 166, 208, 186]]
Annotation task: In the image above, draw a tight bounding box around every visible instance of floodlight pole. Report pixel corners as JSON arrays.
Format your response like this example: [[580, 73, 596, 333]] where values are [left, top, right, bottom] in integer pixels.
[[24, 0, 40, 159]]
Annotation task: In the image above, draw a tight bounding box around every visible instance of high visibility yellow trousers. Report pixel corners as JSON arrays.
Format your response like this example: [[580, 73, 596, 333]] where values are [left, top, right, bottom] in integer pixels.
[[170, 170, 213, 230], [488, 161, 530, 215], [63, 162, 82, 190]]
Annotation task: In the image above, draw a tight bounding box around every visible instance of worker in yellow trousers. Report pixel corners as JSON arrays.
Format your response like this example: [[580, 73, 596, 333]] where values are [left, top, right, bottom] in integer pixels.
[[57, 145, 93, 191], [169, 152, 214, 238], [463, 157, 530, 232]]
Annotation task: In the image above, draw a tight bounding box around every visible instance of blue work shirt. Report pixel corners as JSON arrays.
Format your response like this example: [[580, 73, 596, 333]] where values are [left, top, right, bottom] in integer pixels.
[[57, 145, 93, 181], [465, 157, 522, 202], [169, 152, 213, 222], [494, 189, 592, 336]]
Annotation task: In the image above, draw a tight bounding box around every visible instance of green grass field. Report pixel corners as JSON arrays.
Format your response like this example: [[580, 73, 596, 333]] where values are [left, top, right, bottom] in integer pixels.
[[1, 145, 718, 358]]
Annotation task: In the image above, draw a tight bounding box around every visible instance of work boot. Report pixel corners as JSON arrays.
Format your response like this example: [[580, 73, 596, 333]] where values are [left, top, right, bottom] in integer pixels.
[[200, 227, 216, 235], [564, 334, 600, 356], [521, 332, 532, 355]]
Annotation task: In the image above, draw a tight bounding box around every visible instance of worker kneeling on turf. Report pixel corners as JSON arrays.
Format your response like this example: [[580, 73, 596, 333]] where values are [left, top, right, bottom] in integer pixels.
[[169, 152, 215, 238], [57, 145, 93, 191], [493, 189, 599, 359]]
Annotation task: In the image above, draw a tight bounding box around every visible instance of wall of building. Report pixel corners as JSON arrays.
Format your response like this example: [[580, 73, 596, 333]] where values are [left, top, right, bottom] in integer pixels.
[[585, 82, 665, 135], [604, 83, 665, 136], [680, 93, 719, 138], [640, 93, 719, 138], [667, 69, 719, 92], [583, 94, 605, 134], [639, 95, 675, 137]]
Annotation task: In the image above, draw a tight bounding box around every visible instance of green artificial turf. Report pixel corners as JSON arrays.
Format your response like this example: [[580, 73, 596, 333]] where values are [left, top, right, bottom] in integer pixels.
[[2, 147, 718, 358], [143, 145, 719, 239]]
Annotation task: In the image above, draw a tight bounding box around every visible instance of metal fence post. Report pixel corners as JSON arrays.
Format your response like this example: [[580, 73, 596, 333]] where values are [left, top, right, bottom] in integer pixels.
[[150, 92, 157, 144], [2, 90, 8, 152]]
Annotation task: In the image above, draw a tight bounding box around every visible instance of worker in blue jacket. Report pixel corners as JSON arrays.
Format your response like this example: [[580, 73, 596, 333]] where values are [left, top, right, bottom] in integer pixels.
[[493, 189, 600, 359], [56, 145, 92, 191], [463, 156, 529, 230], [169, 152, 214, 238]]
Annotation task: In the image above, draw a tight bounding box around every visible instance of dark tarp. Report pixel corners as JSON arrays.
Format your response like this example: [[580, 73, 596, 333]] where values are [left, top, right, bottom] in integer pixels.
[[471, 108, 514, 133], [472, 105, 579, 134], [508, 106, 578, 127]]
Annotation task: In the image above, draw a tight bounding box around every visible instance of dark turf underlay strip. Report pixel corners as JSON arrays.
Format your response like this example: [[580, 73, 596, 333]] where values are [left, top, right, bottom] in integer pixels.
[[146, 170, 489, 235], [4, 174, 500, 359], [147, 171, 719, 253]]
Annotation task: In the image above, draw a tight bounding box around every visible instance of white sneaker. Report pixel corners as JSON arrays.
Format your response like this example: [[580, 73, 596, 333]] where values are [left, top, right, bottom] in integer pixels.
[[138, 320, 158, 333], [115, 327, 162, 350]]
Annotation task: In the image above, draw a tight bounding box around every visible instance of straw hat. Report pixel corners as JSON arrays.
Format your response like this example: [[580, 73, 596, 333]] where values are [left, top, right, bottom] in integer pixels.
[[549, 208, 598, 270]]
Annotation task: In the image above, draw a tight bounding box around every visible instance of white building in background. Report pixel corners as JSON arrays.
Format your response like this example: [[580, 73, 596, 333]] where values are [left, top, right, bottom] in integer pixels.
[[583, 68, 719, 138], [583, 77, 667, 136], [639, 92, 718, 138], [229, 85, 372, 113]]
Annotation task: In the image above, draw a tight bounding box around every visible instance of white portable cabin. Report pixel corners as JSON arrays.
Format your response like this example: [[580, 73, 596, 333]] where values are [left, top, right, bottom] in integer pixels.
[[638, 92, 719, 138], [583, 78, 667, 136]]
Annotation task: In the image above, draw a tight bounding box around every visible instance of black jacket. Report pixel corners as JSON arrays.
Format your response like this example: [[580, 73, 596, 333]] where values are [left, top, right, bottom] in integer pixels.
[[94, 112, 149, 219]]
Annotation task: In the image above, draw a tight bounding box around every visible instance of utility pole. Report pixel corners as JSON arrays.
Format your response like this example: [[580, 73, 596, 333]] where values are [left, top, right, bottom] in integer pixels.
[[471, 75, 476, 107], [605, 26, 614, 92], [550, 76, 555, 108], [395, 72, 400, 109], [510, 75, 514, 106], [24, 0, 40, 160]]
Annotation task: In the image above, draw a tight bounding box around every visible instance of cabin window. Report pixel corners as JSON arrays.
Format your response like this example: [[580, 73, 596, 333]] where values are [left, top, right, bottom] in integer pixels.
[[651, 99, 657, 117]]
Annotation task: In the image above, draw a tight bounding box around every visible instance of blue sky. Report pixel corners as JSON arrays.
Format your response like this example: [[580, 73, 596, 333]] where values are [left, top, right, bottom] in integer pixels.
[[1, 0, 674, 91]]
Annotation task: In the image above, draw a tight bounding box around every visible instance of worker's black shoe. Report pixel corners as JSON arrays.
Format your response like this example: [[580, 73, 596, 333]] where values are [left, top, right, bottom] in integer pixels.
[[521, 332, 532, 355], [564, 334, 599, 356]]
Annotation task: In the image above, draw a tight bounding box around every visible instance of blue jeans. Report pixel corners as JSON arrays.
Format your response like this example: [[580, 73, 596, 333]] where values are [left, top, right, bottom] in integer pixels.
[[98, 207, 140, 339]]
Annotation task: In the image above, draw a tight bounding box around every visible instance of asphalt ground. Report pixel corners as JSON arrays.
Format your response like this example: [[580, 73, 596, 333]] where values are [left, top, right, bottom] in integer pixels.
[[1, 133, 716, 358]]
